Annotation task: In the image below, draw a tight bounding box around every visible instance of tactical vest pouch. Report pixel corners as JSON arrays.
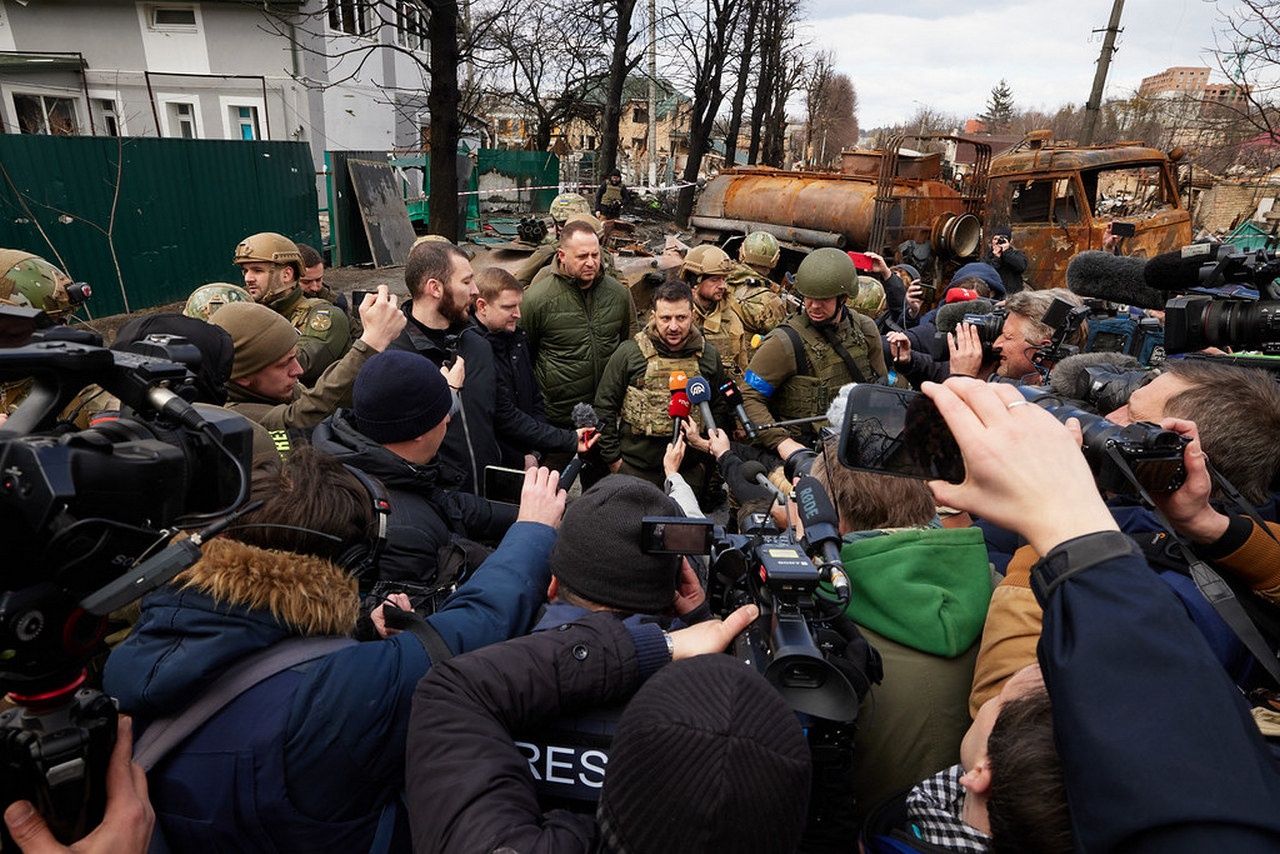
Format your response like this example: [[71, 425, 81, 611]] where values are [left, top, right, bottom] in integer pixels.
[[775, 374, 830, 427], [622, 385, 703, 437]]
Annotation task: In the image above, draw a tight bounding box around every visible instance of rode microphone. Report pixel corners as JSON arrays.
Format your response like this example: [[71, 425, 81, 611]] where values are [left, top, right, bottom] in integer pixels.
[[1066, 251, 1166, 309], [794, 475, 850, 605], [685, 375, 717, 433], [719, 378, 757, 439], [668, 391, 691, 445], [742, 460, 785, 504]]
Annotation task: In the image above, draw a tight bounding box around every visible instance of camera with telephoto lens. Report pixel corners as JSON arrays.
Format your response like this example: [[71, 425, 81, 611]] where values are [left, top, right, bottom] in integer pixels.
[[1155, 243, 1280, 355], [0, 324, 254, 846], [963, 307, 1006, 364]]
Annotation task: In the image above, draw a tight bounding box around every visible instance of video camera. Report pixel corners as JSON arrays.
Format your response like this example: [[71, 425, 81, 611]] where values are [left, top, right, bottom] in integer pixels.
[[0, 329, 254, 845]]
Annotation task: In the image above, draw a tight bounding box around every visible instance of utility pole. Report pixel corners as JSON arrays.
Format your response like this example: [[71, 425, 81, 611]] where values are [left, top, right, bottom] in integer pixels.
[[647, 0, 657, 188], [1081, 0, 1124, 145]]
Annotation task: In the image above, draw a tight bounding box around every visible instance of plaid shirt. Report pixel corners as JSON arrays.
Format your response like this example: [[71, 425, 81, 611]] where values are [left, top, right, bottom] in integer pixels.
[[904, 764, 991, 853]]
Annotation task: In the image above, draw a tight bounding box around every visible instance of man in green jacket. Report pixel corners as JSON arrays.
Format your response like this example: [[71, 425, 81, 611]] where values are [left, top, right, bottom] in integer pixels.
[[522, 219, 637, 477]]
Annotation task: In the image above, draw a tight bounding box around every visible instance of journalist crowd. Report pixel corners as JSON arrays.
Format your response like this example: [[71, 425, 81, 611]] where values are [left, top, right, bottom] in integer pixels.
[[3, 198, 1280, 854]]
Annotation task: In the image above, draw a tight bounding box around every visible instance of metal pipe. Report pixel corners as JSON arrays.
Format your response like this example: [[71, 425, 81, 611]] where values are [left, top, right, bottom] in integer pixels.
[[690, 215, 846, 248]]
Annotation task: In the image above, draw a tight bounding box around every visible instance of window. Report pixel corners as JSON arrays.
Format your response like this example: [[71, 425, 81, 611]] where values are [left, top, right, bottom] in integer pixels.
[[396, 0, 425, 50], [99, 98, 121, 136], [1009, 178, 1079, 225], [633, 107, 648, 124], [329, 0, 373, 36], [149, 6, 198, 31], [231, 105, 260, 140], [168, 101, 196, 138], [14, 94, 79, 135]]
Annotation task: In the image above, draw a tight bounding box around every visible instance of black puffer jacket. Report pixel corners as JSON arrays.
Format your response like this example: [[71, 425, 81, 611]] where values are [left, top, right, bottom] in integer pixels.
[[312, 409, 517, 584], [389, 306, 575, 494]]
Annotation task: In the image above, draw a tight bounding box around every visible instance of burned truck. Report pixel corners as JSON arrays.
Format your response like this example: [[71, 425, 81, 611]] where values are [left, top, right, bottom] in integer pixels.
[[692, 131, 1191, 289], [691, 134, 985, 283]]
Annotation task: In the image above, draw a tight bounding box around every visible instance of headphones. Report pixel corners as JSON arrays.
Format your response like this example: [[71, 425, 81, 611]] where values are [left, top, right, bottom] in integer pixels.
[[335, 464, 391, 581]]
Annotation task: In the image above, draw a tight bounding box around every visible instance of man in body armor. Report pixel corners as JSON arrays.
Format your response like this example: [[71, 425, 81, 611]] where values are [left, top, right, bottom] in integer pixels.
[[0, 249, 91, 413], [682, 244, 747, 378], [233, 232, 351, 385], [594, 168, 631, 221], [595, 279, 728, 489], [741, 247, 905, 460], [728, 231, 787, 337]]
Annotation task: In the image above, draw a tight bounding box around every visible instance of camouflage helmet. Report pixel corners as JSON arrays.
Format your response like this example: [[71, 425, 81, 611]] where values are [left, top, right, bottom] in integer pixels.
[[549, 193, 591, 223], [564, 212, 604, 237], [681, 244, 735, 279], [232, 232, 304, 279], [851, 276, 886, 318], [793, 247, 855, 300], [739, 231, 780, 269], [185, 282, 253, 321], [0, 249, 75, 319]]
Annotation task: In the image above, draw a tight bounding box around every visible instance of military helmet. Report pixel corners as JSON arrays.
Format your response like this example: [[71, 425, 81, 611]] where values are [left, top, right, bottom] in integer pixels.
[[681, 244, 735, 279], [793, 248, 855, 300], [0, 249, 75, 319], [564, 212, 604, 237], [232, 232, 304, 278], [739, 231, 780, 269], [851, 277, 886, 318], [185, 282, 253, 321], [549, 193, 591, 223]]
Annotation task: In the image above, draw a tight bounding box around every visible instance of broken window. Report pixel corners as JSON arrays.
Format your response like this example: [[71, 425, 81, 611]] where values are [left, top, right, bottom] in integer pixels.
[[1085, 164, 1170, 219], [633, 107, 648, 124], [14, 94, 79, 136], [1009, 178, 1081, 225]]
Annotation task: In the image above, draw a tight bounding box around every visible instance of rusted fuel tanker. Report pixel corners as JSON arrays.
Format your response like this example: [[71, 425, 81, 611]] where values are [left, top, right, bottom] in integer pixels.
[[692, 136, 986, 279]]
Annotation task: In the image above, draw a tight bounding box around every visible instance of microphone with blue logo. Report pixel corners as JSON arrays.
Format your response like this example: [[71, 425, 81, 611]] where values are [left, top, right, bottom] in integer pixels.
[[685, 375, 717, 434]]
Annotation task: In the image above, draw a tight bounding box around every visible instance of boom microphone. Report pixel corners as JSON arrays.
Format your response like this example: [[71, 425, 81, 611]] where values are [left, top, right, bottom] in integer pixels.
[[685, 375, 717, 433], [794, 475, 850, 605], [1047, 352, 1143, 402], [1142, 247, 1215, 293], [1066, 251, 1167, 309]]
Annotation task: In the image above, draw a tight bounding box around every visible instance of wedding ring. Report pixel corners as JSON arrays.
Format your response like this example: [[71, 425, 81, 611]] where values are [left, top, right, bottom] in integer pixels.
[[1006, 400, 1031, 409]]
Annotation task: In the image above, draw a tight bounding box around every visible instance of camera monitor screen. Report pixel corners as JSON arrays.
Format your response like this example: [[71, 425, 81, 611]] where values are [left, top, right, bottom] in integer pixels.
[[837, 385, 966, 483]]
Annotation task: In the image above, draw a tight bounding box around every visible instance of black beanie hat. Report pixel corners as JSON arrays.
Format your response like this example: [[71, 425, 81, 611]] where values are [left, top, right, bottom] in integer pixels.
[[597, 655, 812, 854], [353, 350, 453, 444], [549, 475, 682, 614]]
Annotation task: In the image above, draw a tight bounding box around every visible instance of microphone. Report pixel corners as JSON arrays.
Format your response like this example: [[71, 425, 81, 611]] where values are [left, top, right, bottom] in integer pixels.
[[1066, 251, 1167, 309], [1142, 247, 1216, 293], [742, 460, 785, 504], [685, 375, 717, 433], [932, 299, 996, 360], [1047, 352, 1143, 401], [559, 402, 601, 492], [719, 378, 757, 439], [668, 391, 691, 445], [668, 370, 688, 393], [794, 475, 842, 568]]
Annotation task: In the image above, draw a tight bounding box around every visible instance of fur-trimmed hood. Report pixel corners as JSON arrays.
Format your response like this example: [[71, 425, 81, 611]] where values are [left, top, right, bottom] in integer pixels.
[[104, 537, 359, 717]]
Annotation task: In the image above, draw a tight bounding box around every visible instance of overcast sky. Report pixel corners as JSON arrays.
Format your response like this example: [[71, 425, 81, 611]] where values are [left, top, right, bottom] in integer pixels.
[[802, 0, 1247, 130]]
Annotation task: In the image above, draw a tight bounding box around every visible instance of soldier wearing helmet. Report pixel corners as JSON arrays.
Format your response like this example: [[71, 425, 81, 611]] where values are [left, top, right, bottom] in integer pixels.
[[232, 232, 352, 386], [0, 249, 83, 322], [681, 244, 746, 377], [728, 231, 787, 337], [185, 282, 253, 321], [741, 247, 904, 457]]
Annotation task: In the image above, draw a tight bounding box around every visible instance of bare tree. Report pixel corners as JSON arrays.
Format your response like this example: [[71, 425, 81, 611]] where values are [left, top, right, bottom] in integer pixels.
[[802, 55, 858, 167], [722, 0, 761, 167], [1210, 0, 1280, 139], [598, 0, 642, 178]]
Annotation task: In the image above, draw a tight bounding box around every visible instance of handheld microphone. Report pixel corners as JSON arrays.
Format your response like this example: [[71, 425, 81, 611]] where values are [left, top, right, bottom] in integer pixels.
[[742, 460, 785, 505], [685, 375, 717, 433], [719, 378, 757, 439], [559, 402, 601, 492], [668, 391, 691, 445], [668, 370, 688, 393], [794, 475, 843, 569], [1066, 251, 1167, 309]]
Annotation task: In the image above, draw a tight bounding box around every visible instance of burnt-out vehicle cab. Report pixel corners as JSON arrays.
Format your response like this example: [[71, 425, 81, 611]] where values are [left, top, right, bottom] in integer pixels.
[[986, 131, 1192, 288]]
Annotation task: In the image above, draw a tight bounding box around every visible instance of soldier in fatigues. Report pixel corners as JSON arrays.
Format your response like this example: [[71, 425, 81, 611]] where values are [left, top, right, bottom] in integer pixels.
[[682, 244, 747, 378], [595, 280, 728, 489], [741, 248, 906, 462], [232, 232, 351, 386], [0, 249, 89, 415], [728, 231, 788, 338]]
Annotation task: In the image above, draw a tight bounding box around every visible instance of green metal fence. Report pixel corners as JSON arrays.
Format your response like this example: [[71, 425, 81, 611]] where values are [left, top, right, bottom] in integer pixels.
[[0, 135, 319, 318]]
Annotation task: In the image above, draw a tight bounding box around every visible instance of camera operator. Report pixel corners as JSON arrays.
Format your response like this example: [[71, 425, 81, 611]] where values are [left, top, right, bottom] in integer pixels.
[[923, 378, 1280, 851], [208, 285, 406, 434], [102, 450, 565, 853], [971, 288, 1086, 383], [980, 226, 1028, 295]]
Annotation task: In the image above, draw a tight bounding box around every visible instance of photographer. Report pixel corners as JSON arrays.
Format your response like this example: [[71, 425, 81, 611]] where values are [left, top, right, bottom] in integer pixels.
[[980, 226, 1028, 295], [924, 378, 1280, 851], [102, 451, 565, 853]]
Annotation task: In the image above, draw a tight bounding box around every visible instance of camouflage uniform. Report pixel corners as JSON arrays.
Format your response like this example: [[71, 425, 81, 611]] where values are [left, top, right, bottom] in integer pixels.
[[694, 297, 747, 377], [728, 263, 786, 337], [265, 287, 352, 386]]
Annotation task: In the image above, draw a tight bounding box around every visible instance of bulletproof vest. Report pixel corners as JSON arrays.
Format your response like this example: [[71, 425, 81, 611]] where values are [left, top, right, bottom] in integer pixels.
[[774, 317, 874, 422], [620, 333, 705, 437], [731, 282, 786, 337], [600, 184, 624, 207], [694, 300, 746, 375]]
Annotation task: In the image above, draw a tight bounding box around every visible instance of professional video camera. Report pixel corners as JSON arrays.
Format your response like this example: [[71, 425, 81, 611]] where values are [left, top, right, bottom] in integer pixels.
[[0, 330, 254, 845]]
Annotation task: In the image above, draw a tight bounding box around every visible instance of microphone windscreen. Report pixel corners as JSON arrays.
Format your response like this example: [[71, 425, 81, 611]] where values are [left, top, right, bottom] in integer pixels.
[[934, 298, 995, 336], [1066, 251, 1166, 309], [741, 460, 768, 482], [669, 393, 691, 418], [668, 371, 688, 391], [1047, 351, 1143, 400], [794, 475, 840, 529], [570, 401, 600, 429], [685, 376, 712, 404], [1143, 249, 1207, 293]]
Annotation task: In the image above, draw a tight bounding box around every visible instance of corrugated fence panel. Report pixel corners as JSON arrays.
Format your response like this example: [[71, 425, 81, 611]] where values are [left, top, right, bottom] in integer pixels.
[[0, 136, 319, 318]]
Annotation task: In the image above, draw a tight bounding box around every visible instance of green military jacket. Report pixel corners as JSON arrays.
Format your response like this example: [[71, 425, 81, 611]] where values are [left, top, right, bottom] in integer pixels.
[[224, 338, 374, 432], [267, 287, 352, 386], [727, 263, 786, 338], [741, 308, 903, 451], [520, 259, 638, 427]]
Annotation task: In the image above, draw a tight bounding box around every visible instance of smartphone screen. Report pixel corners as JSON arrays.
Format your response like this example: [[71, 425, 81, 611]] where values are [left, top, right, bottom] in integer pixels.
[[484, 466, 527, 505], [640, 516, 715, 554], [837, 385, 965, 482]]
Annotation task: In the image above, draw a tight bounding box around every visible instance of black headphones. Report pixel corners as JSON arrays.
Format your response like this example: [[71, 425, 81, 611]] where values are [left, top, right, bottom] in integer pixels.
[[335, 464, 391, 581]]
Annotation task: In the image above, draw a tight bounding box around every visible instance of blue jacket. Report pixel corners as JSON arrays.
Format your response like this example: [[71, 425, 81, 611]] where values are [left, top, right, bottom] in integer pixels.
[[103, 521, 557, 854]]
